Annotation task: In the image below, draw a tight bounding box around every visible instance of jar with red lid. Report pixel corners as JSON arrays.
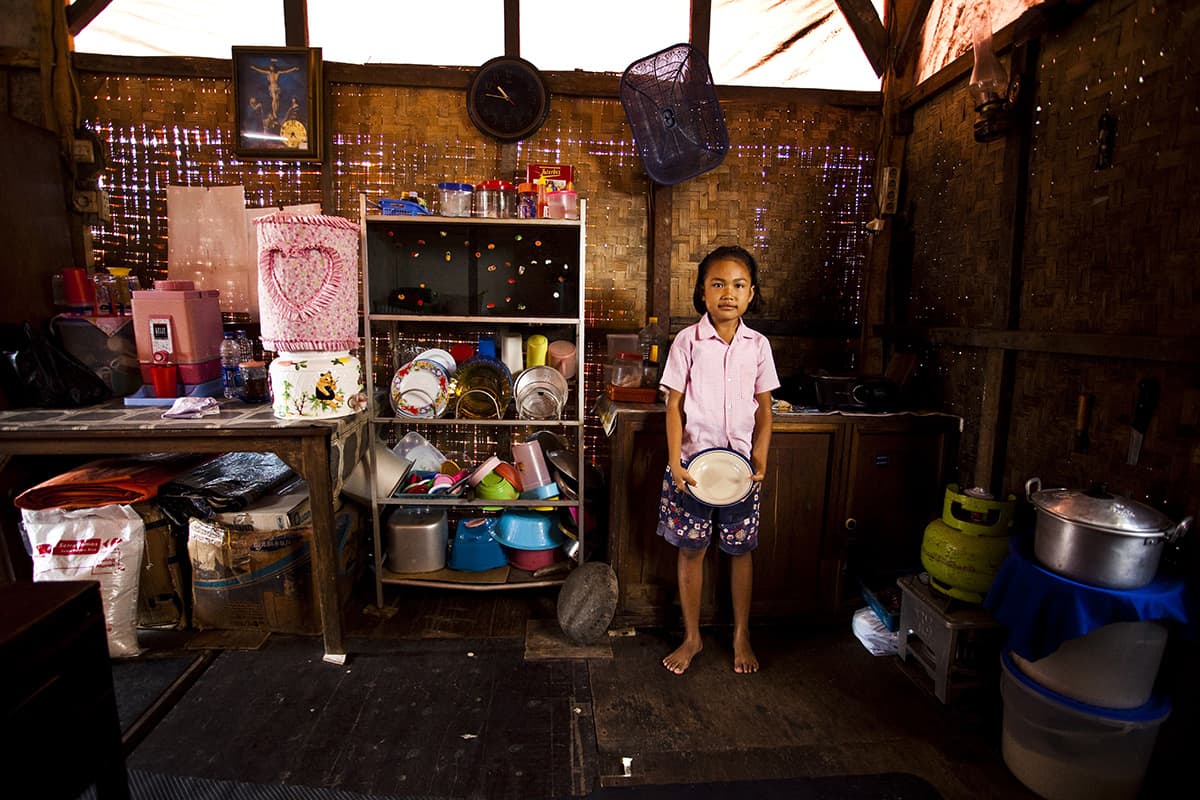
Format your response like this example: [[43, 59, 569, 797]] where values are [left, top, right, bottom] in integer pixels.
[[474, 180, 517, 218]]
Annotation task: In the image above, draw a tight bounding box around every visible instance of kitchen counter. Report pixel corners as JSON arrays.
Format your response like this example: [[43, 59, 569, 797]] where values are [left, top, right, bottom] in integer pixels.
[[595, 395, 961, 625]]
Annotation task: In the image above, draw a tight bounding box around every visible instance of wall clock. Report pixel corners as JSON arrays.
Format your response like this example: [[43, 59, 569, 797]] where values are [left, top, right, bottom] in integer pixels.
[[466, 56, 550, 143]]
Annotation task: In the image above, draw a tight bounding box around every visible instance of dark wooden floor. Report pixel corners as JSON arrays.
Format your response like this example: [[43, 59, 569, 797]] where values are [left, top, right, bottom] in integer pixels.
[[109, 577, 1194, 800]]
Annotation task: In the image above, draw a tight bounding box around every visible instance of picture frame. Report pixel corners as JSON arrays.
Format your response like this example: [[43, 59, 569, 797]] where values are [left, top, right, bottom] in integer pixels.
[[232, 46, 323, 160]]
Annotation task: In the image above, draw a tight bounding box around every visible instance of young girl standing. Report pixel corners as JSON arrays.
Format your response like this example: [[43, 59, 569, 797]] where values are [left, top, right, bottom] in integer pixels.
[[656, 245, 779, 674]]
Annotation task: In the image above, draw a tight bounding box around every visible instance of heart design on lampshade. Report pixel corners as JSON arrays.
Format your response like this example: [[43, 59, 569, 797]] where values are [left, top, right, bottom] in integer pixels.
[[261, 244, 341, 321], [255, 213, 360, 353]]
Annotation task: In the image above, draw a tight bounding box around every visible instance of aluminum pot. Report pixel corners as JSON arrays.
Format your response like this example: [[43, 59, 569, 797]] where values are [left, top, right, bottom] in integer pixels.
[[1025, 477, 1191, 589]]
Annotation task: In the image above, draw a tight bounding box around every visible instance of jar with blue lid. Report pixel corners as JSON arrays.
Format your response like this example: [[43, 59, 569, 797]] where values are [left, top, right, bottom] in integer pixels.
[[436, 182, 474, 217]]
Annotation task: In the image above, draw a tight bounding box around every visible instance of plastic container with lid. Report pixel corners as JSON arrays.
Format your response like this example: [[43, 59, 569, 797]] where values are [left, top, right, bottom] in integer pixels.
[[474, 180, 517, 218], [999, 651, 1169, 800], [436, 182, 474, 217], [546, 190, 579, 220], [611, 352, 643, 388]]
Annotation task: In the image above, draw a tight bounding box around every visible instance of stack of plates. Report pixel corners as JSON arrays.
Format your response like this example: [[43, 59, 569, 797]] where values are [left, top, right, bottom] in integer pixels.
[[389, 349, 457, 419]]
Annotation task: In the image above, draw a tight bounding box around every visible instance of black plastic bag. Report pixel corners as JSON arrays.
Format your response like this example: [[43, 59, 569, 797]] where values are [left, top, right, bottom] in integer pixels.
[[1, 321, 111, 408]]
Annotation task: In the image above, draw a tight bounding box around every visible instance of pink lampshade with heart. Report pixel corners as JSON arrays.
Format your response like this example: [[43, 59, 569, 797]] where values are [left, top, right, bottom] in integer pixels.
[[255, 213, 360, 353]]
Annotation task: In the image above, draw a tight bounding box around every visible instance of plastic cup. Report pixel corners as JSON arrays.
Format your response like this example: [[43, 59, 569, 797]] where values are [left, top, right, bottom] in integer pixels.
[[150, 364, 178, 398], [546, 340, 577, 379], [525, 334, 548, 368]]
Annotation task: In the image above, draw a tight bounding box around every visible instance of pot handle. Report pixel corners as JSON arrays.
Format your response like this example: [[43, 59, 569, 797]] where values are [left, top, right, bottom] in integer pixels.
[[1167, 516, 1193, 544], [1024, 477, 1041, 499]]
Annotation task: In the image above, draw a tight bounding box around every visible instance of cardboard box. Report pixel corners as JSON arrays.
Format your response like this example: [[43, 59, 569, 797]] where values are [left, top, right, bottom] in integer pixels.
[[187, 503, 362, 634], [133, 502, 189, 630], [527, 163, 574, 191], [212, 478, 321, 531]]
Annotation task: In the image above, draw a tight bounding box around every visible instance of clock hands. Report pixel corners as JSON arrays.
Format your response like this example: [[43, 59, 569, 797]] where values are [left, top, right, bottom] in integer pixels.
[[484, 85, 515, 104]]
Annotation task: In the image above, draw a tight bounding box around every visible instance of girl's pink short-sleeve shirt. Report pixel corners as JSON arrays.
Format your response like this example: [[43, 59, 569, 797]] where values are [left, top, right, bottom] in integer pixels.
[[659, 314, 780, 462]]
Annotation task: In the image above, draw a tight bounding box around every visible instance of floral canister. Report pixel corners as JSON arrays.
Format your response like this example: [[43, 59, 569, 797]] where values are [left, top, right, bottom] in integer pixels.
[[270, 350, 364, 419]]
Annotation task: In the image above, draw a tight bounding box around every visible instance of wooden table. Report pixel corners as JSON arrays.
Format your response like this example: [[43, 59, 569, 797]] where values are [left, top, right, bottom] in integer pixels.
[[0, 400, 366, 662]]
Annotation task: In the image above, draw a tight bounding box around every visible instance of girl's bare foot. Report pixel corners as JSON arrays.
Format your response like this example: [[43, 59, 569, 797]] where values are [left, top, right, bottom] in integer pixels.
[[662, 638, 702, 674], [733, 631, 758, 673]]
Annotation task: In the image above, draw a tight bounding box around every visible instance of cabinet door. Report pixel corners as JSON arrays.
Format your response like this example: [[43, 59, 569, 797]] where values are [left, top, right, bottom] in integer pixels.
[[609, 414, 718, 625], [841, 425, 953, 581], [749, 429, 838, 618]]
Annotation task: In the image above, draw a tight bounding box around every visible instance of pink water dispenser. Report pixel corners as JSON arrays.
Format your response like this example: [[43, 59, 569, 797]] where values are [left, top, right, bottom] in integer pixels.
[[131, 279, 223, 386]]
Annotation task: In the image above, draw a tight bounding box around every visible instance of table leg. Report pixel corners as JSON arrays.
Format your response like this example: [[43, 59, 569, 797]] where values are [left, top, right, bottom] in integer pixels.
[[303, 436, 346, 662]]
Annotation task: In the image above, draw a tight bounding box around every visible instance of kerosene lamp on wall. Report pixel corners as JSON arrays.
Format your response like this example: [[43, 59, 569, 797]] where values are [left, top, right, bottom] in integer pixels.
[[968, 16, 1018, 143]]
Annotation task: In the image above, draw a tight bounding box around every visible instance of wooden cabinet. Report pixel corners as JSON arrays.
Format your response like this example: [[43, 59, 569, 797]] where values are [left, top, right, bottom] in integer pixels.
[[599, 398, 958, 625]]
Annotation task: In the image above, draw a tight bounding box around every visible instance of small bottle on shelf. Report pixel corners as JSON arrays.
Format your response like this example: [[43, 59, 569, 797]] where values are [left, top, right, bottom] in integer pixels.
[[220, 332, 243, 399], [637, 316, 665, 387]]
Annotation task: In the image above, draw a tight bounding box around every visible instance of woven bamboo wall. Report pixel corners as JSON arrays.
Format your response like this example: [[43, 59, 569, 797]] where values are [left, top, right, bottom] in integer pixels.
[[79, 74, 878, 338], [903, 0, 1200, 512], [668, 100, 880, 326]]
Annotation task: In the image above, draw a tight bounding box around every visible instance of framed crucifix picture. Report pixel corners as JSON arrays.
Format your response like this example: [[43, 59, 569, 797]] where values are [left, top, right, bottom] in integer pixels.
[[232, 46, 323, 160]]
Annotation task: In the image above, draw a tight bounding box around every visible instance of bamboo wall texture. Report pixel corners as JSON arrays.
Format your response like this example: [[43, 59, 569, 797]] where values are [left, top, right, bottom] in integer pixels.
[[79, 75, 878, 340], [903, 0, 1200, 513]]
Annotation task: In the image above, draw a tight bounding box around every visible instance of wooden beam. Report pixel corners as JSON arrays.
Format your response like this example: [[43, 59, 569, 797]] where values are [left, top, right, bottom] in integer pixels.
[[878, 327, 1200, 365], [66, 0, 112, 37], [504, 0, 519, 57], [70, 53, 880, 106], [892, 0, 933, 78], [283, 0, 308, 47], [834, 0, 888, 77], [691, 0, 712, 55], [649, 185, 672, 326]]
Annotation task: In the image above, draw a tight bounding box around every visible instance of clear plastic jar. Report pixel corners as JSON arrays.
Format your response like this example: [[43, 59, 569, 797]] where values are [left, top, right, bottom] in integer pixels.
[[239, 359, 271, 404], [436, 182, 473, 217], [546, 190, 579, 220], [473, 180, 517, 218], [611, 352, 643, 388]]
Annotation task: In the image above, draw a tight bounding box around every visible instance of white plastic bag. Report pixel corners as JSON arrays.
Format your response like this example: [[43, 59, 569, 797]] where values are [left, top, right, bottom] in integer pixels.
[[21, 504, 145, 657], [852, 605, 898, 656]]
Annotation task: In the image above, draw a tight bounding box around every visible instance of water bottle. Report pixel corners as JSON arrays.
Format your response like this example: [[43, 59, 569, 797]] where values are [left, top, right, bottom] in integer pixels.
[[220, 332, 243, 399], [638, 316, 665, 387]]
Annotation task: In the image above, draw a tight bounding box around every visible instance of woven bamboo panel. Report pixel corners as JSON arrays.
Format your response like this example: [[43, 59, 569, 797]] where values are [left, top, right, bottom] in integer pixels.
[[903, 0, 1200, 510], [77, 74, 323, 279], [668, 101, 880, 327], [1020, 0, 1200, 338], [1003, 352, 1200, 514], [904, 90, 1009, 328]]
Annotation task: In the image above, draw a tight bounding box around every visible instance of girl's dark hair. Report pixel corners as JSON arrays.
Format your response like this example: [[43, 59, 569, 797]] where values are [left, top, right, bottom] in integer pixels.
[[692, 245, 764, 314]]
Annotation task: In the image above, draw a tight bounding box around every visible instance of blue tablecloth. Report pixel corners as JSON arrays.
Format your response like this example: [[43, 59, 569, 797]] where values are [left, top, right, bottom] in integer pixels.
[[984, 536, 1194, 661]]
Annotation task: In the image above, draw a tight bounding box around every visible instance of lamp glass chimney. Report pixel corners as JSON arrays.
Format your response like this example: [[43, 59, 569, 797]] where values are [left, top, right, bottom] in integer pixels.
[[969, 17, 1008, 107]]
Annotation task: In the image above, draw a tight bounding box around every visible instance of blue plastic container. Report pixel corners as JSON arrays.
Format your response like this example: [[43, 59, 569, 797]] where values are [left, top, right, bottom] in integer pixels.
[[447, 517, 507, 571]]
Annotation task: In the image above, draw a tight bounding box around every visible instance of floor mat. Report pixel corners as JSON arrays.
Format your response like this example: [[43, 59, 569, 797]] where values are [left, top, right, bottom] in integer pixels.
[[78, 768, 448, 799], [588, 773, 941, 799], [128, 635, 595, 800]]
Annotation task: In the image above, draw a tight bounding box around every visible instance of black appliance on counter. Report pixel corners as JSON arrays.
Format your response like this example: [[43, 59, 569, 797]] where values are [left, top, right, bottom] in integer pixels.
[[778, 373, 902, 412]]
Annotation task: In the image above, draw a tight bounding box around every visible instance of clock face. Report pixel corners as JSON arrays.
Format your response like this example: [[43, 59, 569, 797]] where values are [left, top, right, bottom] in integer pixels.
[[466, 56, 550, 143]]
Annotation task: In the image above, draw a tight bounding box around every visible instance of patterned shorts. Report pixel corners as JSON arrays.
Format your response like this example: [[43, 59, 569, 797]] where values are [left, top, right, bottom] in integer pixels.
[[656, 466, 761, 555]]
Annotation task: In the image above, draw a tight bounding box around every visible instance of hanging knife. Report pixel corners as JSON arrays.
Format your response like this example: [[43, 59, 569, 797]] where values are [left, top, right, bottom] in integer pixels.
[[1127, 378, 1160, 465]]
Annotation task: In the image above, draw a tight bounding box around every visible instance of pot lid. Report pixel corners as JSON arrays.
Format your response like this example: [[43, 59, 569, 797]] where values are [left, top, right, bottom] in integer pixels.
[[1030, 485, 1173, 533]]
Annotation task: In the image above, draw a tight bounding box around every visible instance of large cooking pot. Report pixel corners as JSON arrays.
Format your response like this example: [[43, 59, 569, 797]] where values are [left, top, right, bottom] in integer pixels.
[[1025, 477, 1191, 589]]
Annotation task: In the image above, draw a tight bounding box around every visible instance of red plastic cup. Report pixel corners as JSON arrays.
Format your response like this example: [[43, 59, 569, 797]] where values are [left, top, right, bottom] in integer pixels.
[[62, 268, 94, 306], [149, 364, 178, 398]]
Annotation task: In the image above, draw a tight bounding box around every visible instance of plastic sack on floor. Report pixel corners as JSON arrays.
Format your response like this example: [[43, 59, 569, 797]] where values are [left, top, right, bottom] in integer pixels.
[[852, 606, 899, 656], [157, 452, 295, 521], [21, 504, 145, 657]]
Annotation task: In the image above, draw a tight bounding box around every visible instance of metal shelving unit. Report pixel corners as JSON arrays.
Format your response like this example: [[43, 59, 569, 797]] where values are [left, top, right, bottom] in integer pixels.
[[359, 196, 587, 607]]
